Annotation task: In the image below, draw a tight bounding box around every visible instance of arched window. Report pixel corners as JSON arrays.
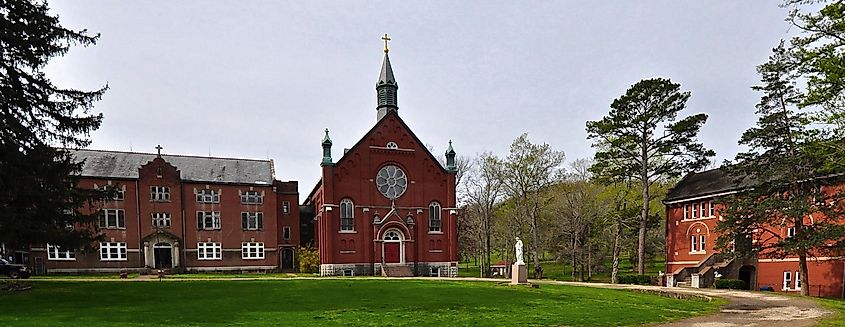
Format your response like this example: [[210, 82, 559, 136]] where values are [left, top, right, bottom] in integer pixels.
[[340, 199, 354, 231], [429, 202, 442, 232], [384, 230, 401, 241]]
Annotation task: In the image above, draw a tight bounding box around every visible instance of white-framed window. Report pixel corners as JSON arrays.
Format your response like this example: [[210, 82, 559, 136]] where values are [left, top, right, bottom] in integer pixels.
[[240, 191, 263, 204], [683, 204, 689, 219], [152, 212, 171, 228], [151, 186, 170, 201], [283, 226, 291, 240], [795, 271, 801, 290], [787, 226, 796, 238], [98, 209, 125, 229], [196, 211, 221, 230], [429, 202, 442, 232], [691, 235, 698, 252], [699, 202, 705, 218], [708, 200, 715, 217], [242, 242, 264, 259], [691, 204, 697, 219], [99, 242, 127, 261], [241, 212, 264, 230], [196, 189, 220, 203], [47, 244, 75, 261], [340, 199, 354, 231], [282, 201, 290, 214], [699, 235, 706, 252], [197, 242, 221, 260], [783, 271, 793, 290]]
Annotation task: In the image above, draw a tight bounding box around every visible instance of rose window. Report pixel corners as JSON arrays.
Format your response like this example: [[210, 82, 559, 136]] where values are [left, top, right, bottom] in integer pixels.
[[376, 165, 408, 200]]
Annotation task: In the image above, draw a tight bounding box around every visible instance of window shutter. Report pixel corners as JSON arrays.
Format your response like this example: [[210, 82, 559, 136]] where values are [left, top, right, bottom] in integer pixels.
[[118, 210, 125, 228], [197, 212, 203, 229], [241, 213, 248, 230], [258, 214, 263, 230]]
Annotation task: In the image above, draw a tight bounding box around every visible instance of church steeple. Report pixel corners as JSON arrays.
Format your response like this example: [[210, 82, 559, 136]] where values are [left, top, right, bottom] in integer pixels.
[[376, 33, 398, 121]]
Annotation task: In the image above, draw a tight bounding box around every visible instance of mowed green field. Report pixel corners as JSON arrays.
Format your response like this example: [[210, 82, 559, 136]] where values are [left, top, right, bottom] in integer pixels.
[[0, 279, 720, 326]]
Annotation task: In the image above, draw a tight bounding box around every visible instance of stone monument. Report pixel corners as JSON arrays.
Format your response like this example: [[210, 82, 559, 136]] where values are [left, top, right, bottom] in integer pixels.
[[511, 237, 528, 285]]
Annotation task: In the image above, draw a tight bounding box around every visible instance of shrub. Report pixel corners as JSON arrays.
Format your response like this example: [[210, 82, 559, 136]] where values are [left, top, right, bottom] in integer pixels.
[[297, 245, 320, 273], [617, 275, 653, 285], [715, 279, 746, 289]]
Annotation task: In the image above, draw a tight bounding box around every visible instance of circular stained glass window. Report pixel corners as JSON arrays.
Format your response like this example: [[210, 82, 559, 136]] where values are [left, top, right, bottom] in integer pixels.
[[376, 165, 408, 200]]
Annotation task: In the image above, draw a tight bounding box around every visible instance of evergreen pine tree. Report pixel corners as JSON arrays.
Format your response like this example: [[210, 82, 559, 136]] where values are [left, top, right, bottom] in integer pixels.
[[0, 0, 109, 254], [717, 43, 845, 296]]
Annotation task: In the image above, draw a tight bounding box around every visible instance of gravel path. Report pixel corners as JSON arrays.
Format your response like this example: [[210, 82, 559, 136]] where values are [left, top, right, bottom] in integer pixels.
[[536, 280, 831, 327]]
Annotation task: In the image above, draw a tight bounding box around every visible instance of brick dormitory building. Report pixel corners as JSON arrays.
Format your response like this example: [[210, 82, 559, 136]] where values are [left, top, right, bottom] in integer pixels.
[[8, 41, 459, 277], [664, 168, 845, 298]]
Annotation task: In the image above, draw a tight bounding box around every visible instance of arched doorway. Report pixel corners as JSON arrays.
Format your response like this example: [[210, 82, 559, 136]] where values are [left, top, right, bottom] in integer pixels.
[[282, 248, 294, 271], [738, 265, 756, 290], [382, 229, 403, 264], [154, 243, 172, 269]]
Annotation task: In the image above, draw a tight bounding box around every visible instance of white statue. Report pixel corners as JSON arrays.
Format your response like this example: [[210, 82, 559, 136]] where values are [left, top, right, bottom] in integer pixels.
[[514, 237, 524, 265]]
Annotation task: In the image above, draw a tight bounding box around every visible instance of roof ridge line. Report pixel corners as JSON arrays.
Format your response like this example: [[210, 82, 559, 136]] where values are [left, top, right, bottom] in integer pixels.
[[74, 148, 273, 163]]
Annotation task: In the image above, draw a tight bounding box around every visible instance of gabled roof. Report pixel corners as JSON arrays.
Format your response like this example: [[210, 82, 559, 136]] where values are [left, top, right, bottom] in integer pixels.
[[71, 149, 275, 185], [665, 168, 736, 202], [334, 110, 450, 174], [306, 111, 452, 203]]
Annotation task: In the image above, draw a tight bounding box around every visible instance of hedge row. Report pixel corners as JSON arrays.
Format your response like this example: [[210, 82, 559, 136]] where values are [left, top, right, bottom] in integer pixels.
[[617, 275, 654, 285], [715, 279, 747, 289]]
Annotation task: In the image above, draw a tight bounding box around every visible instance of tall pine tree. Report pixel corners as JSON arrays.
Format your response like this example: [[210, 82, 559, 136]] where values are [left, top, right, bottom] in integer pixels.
[[586, 78, 714, 275], [0, 0, 108, 254], [717, 43, 845, 296]]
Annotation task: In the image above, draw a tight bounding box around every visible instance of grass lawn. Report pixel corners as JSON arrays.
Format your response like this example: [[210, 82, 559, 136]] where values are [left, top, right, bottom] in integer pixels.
[[0, 279, 720, 326], [815, 297, 845, 327]]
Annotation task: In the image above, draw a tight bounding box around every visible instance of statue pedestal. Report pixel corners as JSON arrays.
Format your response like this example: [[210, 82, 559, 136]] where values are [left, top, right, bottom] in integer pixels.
[[510, 263, 528, 285]]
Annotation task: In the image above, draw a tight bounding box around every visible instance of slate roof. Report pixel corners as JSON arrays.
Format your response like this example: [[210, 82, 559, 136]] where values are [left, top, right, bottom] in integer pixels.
[[378, 52, 396, 85], [71, 149, 275, 184], [664, 168, 737, 202]]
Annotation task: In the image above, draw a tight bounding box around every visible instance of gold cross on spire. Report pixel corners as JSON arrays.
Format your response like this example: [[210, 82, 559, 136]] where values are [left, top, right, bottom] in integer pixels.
[[382, 33, 391, 53]]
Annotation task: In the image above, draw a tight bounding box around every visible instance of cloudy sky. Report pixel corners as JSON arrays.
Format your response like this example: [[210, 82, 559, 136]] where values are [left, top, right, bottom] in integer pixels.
[[46, 1, 801, 186]]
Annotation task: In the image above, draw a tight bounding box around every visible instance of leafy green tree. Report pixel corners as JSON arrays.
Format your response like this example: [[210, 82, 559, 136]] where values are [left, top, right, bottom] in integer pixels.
[[490, 133, 565, 278], [0, 0, 108, 253], [586, 78, 714, 274], [717, 44, 845, 296]]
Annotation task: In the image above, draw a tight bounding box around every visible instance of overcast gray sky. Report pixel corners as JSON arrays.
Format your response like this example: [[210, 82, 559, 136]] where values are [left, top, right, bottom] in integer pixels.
[[46, 1, 800, 186]]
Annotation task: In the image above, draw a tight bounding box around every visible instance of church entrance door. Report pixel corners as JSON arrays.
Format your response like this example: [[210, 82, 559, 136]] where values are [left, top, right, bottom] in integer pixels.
[[384, 243, 400, 263], [382, 229, 403, 264]]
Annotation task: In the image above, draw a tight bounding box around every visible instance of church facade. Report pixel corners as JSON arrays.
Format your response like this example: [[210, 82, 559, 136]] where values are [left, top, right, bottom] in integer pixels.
[[303, 42, 460, 277]]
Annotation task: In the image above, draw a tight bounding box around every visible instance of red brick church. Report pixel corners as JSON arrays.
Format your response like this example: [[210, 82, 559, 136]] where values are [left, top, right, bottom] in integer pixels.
[[13, 38, 458, 277], [303, 40, 459, 277]]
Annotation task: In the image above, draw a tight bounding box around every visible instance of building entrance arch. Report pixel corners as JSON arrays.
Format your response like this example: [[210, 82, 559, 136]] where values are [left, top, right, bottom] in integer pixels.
[[382, 229, 404, 264], [738, 265, 756, 290]]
